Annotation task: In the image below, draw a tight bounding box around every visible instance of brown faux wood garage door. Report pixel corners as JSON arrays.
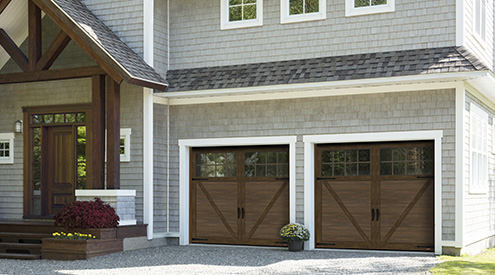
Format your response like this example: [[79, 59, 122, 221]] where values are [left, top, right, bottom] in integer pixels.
[[315, 141, 434, 251], [190, 146, 289, 246]]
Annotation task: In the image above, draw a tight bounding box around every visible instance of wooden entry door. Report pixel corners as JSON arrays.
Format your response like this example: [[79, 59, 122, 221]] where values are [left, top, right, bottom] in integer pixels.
[[44, 126, 76, 215], [190, 146, 289, 246], [315, 141, 434, 251]]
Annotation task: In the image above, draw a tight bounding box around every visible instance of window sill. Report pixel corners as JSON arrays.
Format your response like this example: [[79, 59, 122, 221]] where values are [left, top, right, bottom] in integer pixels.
[[345, 4, 395, 17], [281, 12, 326, 24]]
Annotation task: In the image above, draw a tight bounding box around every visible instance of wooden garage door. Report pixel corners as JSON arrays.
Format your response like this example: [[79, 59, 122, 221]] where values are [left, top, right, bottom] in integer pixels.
[[315, 141, 434, 251], [190, 146, 289, 246]]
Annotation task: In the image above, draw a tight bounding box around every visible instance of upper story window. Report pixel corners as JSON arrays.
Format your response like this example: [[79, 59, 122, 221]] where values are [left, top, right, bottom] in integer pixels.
[[281, 0, 326, 24], [221, 0, 263, 30], [0, 133, 14, 164], [470, 103, 488, 194], [474, 0, 488, 43], [345, 0, 395, 17]]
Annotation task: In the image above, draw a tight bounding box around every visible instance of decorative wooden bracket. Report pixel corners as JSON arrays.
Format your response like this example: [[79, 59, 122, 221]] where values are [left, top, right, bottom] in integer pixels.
[[0, 0, 71, 73], [0, 0, 12, 15]]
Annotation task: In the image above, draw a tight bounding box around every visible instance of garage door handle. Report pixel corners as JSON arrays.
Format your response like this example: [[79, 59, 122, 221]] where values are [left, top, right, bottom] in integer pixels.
[[371, 208, 375, 221], [237, 207, 240, 219], [241, 208, 245, 219]]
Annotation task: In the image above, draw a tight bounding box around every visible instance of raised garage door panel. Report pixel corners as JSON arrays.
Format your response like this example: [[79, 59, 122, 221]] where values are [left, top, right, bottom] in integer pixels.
[[318, 180, 372, 248], [244, 180, 289, 243], [193, 180, 238, 242]]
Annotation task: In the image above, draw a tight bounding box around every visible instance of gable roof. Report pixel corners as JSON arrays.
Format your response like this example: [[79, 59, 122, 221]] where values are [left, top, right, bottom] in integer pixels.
[[32, 0, 167, 90], [165, 46, 489, 92]]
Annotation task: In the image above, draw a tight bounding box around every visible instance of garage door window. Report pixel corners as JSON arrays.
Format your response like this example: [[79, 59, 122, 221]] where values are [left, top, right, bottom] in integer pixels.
[[321, 149, 371, 176], [245, 151, 289, 177], [195, 152, 237, 177], [380, 146, 433, 176]]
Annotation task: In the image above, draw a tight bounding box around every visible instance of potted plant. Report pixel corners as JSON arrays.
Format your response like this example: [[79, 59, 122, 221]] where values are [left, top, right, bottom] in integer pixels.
[[280, 223, 310, 252], [42, 198, 123, 260]]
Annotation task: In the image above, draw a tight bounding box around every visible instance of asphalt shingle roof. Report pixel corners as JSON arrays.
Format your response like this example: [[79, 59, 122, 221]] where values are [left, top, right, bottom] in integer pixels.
[[51, 0, 167, 88], [166, 46, 489, 92]]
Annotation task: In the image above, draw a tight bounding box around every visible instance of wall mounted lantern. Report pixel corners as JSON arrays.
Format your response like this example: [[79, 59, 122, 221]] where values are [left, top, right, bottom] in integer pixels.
[[14, 120, 23, 133]]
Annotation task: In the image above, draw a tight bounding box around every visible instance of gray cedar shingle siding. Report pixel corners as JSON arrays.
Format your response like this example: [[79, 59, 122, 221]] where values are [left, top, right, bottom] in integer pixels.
[[50, 0, 166, 86], [165, 47, 490, 92]]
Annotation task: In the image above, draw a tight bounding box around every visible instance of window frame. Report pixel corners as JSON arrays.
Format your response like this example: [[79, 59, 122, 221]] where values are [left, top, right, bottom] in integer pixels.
[[0, 133, 14, 164], [473, 0, 488, 46], [345, 0, 395, 17], [220, 0, 263, 30], [280, 0, 326, 24], [470, 103, 488, 194], [105, 128, 131, 162]]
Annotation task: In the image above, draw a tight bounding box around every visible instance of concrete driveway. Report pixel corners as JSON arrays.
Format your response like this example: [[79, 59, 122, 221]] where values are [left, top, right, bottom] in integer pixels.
[[0, 245, 438, 275]]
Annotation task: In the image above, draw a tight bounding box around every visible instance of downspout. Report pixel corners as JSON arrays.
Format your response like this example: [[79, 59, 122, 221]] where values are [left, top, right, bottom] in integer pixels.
[[166, 0, 170, 233], [143, 0, 154, 240]]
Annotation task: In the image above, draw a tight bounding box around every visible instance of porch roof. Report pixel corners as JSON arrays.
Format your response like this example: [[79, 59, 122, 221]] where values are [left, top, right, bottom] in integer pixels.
[[34, 0, 167, 90], [165, 46, 489, 92]]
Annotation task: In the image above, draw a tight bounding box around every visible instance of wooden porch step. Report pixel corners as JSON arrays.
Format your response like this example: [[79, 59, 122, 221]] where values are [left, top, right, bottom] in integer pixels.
[[0, 252, 41, 260], [0, 242, 42, 254], [0, 232, 52, 243]]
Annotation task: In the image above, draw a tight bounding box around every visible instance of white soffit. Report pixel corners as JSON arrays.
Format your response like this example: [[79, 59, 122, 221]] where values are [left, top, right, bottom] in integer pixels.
[[0, 0, 28, 71]]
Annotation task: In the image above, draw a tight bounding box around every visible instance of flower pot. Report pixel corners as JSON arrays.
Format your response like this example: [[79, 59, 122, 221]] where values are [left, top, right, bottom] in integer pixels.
[[41, 238, 123, 260], [288, 240, 304, 252]]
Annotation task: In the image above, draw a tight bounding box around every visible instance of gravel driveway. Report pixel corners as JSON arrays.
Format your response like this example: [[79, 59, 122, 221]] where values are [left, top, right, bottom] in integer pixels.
[[0, 245, 438, 275]]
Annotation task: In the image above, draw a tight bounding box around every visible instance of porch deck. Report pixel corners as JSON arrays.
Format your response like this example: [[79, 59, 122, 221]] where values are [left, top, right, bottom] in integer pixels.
[[0, 220, 147, 259]]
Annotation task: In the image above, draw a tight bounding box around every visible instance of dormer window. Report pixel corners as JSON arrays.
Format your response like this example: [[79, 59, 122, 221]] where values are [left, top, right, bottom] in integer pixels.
[[281, 0, 326, 24], [345, 0, 395, 17], [221, 0, 263, 30]]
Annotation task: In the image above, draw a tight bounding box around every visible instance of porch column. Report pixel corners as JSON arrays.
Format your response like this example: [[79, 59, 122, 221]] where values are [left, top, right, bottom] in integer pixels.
[[91, 74, 105, 189], [106, 78, 120, 189]]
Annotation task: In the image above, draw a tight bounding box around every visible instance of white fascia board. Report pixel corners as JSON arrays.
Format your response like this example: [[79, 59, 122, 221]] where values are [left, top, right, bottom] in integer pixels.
[[156, 71, 492, 105], [456, 0, 465, 46]]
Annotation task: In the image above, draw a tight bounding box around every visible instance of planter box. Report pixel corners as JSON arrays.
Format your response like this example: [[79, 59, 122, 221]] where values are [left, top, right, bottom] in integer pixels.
[[71, 228, 117, 240], [42, 238, 123, 260]]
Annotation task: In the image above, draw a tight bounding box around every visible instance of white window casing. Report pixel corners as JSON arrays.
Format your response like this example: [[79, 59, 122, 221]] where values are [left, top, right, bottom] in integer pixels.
[[345, 0, 395, 17], [220, 0, 263, 30], [120, 128, 131, 162], [105, 128, 131, 162], [473, 0, 488, 45], [280, 0, 326, 24], [0, 133, 14, 164], [470, 103, 488, 194]]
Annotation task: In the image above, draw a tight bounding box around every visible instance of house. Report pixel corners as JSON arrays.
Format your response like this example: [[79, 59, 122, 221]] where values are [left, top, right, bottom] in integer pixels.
[[0, 0, 494, 257]]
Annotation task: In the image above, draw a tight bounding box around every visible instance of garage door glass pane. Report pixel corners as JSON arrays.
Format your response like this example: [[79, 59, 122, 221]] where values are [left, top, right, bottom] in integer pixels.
[[195, 152, 236, 177], [380, 146, 433, 176], [245, 151, 289, 177], [321, 149, 370, 176]]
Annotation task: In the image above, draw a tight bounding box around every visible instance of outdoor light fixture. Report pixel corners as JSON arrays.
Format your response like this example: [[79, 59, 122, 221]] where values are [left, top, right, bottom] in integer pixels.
[[14, 120, 23, 133]]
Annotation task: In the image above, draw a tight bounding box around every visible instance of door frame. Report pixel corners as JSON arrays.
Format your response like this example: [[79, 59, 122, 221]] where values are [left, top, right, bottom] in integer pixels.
[[179, 136, 297, 246], [303, 130, 443, 254], [22, 104, 92, 218]]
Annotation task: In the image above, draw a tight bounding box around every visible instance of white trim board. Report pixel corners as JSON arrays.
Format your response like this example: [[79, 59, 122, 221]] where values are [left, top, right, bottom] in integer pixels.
[[178, 136, 298, 246], [303, 131, 444, 255]]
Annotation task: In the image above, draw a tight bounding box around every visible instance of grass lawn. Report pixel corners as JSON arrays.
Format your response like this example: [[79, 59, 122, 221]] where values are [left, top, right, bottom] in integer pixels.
[[430, 249, 495, 275]]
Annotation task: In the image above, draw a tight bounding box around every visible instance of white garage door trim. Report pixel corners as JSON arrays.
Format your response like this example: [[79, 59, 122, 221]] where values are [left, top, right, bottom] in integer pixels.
[[179, 136, 298, 246], [303, 130, 443, 254]]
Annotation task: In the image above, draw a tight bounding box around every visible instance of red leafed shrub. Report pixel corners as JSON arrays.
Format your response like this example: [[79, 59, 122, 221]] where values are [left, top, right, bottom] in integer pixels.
[[54, 198, 120, 229]]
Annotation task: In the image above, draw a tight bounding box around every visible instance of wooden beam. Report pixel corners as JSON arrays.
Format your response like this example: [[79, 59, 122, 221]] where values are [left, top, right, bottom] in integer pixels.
[[36, 30, 71, 71], [0, 29, 29, 72], [28, 0, 42, 71], [106, 79, 120, 190], [0, 0, 12, 15], [32, 0, 124, 84], [0, 66, 105, 84], [91, 75, 106, 189]]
